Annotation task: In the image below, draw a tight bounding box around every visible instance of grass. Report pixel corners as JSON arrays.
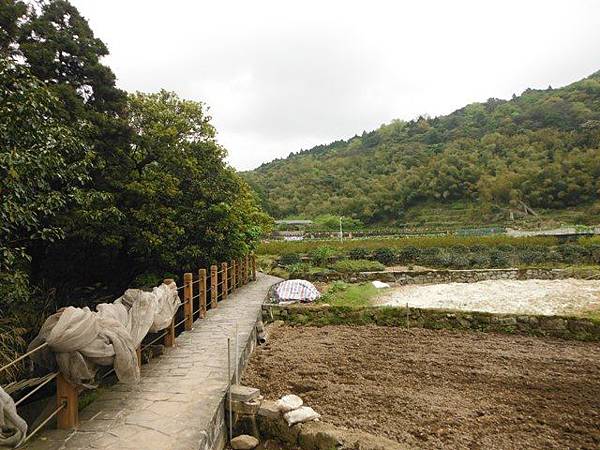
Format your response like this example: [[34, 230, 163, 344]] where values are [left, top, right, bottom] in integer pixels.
[[258, 235, 559, 255], [319, 281, 380, 307]]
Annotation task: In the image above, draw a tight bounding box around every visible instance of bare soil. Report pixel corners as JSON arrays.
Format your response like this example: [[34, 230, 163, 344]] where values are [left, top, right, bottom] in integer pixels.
[[243, 325, 600, 449]]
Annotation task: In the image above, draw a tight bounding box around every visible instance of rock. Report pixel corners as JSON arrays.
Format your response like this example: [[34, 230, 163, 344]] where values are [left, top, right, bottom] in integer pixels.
[[231, 385, 261, 402], [258, 400, 280, 419], [231, 435, 259, 450]]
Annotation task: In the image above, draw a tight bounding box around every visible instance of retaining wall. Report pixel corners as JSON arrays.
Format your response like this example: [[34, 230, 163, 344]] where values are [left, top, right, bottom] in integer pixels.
[[305, 267, 600, 283], [262, 304, 600, 341]]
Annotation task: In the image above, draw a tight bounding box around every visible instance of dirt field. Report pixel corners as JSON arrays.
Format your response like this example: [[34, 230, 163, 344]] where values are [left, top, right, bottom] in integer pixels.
[[243, 325, 600, 449], [378, 278, 600, 315]]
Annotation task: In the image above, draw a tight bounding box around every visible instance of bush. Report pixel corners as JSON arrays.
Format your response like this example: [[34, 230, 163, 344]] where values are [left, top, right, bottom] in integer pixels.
[[490, 250, 510, 268], [519, 250, 544, 265], [348, 247, 369, 260], [469, 253, 490, 268], [373, 247, 396, 265], [288, 262, 313, 277], [397, 246, 420, 263], [330, 259, 385, 273], [451, 254, 470, 269], [279, 253, 301, 266], [309, 246, 337, 266]]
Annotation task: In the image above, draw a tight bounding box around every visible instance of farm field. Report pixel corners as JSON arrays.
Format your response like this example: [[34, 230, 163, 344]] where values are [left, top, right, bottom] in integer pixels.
[[377, 278, 600, 315], [244, 325, 600, 449]]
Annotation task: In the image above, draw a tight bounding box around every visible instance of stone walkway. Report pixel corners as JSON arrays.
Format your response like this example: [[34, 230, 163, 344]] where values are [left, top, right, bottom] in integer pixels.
[[24, 273, 281, 450]]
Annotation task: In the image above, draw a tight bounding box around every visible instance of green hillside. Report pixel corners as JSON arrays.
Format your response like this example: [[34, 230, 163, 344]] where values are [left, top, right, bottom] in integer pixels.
[[245, 72, 600, 227]]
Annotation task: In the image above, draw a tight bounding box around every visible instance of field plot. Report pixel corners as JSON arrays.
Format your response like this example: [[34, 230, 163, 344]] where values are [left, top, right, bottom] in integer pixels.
[[378, 278, 600, 315], [244, 325, 600, 449]]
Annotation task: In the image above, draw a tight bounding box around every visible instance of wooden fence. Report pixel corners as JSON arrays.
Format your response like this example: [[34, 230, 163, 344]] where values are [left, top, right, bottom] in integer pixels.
[[0, 254, 258, 443]]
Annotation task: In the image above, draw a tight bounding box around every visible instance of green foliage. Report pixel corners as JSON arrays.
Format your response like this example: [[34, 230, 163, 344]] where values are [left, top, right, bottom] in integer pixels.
[[245, 72, 600, 224], [329, 259, 385, 273], [310, 214, 363, 231], [373, 247, 396, 265], [279, 253, 302, 266], [309, 246, 337, 266], [258, 235, 558, 255], [0, 57, 90, 311], [348, 247, 369, 260]]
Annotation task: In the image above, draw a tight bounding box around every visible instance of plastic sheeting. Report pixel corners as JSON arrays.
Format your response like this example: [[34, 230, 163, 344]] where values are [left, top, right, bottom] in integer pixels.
[[28, 282, 180, 387], [0, 386, 27, 447], [273, 280, 320, 303]]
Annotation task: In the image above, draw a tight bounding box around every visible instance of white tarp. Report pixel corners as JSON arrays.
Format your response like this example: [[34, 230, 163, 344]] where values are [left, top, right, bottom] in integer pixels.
[[274, 280, 321, 303], [28, 282, 180, 387]]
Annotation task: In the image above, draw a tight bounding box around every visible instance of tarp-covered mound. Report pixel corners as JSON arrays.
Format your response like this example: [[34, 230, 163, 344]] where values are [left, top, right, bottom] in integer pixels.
[[271, 280, 321, 304]]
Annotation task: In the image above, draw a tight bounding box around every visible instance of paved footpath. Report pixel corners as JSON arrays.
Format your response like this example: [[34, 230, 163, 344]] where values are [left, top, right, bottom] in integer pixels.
[[24, 273, 281, 450]]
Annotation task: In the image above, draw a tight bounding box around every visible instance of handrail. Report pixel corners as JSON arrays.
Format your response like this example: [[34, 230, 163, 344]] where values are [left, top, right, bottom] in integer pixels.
[[0, 252, 257, 438], [14, 372, 58, 407], [0, 342, 48, 374], [20, 401, 66, 445]]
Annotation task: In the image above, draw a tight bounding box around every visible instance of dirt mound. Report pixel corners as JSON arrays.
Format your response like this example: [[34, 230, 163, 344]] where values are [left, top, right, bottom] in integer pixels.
[[243, 325, 600, 449]]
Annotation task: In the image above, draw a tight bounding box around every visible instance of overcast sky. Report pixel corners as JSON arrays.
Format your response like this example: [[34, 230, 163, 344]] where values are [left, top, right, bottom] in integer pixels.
[[70, 0, 600, 170]]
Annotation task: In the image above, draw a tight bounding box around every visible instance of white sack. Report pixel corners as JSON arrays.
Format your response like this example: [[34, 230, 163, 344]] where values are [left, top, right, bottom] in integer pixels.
[[372, 280, 390, 289], [284, 406, 321, 426], [276, 394, 303, 412]]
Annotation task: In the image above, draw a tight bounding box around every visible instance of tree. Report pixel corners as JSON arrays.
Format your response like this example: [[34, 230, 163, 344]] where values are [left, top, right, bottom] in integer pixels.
[[0, 57, 90, 311]]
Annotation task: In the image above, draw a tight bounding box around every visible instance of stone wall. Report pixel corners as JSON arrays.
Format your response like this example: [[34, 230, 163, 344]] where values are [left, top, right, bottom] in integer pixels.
[[262, 304, 600, 341], [305, 267, 600, 283]]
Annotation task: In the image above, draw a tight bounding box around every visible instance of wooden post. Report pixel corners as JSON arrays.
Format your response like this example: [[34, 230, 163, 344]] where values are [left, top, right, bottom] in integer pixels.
[[57, 373, 78, 429], [229, 260, 235, 293], [136, 347, 142, 369], [210, 265, 218, 308], [183, 272, 193, 331], [221, 262, 228, 300], [199, 268, 207, 318], [252, 254, 257, 281], [163, 278, 176, 347], [231, 260, 237, 291], [244, 255, 250, 284], [238, 258, 243, 285]]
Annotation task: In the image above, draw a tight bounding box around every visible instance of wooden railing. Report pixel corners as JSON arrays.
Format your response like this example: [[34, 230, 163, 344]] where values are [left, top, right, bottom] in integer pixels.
[[0, 253, 258, 443]]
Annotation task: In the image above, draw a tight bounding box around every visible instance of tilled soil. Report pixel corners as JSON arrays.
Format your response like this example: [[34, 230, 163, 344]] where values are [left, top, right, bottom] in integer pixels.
[[243, 325, 600, 449]]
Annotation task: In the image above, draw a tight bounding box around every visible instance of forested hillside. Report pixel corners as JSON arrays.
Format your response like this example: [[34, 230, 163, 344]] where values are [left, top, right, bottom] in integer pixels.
[[245, 72, 600, 225]]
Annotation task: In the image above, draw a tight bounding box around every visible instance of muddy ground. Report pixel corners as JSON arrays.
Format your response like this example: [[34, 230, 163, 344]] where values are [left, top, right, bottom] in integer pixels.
[[243, 325, 600, 449]]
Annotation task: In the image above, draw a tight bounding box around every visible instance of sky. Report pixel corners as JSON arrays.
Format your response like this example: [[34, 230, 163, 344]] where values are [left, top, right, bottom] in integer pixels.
[[70, 0, 600, 170]]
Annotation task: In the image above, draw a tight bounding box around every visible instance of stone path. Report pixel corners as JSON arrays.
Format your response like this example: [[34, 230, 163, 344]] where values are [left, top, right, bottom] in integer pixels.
[[24, 273, 281, 450]]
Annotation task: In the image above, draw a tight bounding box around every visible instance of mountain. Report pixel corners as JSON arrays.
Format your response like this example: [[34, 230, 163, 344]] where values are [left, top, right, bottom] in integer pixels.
[[244, 72, 600, 226]]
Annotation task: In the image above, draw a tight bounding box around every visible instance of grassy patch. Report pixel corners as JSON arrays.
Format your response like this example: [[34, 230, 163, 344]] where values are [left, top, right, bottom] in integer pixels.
[[319, 281, 379, 307]]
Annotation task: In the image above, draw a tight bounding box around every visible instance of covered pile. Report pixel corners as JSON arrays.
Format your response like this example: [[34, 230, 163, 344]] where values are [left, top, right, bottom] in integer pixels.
[[271, 280, 321, 304]]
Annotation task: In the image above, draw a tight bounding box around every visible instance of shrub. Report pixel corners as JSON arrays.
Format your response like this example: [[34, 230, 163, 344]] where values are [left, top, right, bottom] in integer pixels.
[[558, 244, 588, 263], [519, 250, 544, 265], [330, 259, 385, 273], [451, 254, 470, 269], [398, 246, 420, 263], [348, 247, 369, 260], [309, 246, 337, 266], [279, 253, 301, 266], [373, 247, 396, 265], [489, 250, 510, 268], [469, 253, 490, 268], [288, 262, 312, 277]]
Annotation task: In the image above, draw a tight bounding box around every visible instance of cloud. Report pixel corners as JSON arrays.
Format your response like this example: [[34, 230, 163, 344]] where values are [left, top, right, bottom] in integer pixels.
[[71, 0, 600, 169]]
